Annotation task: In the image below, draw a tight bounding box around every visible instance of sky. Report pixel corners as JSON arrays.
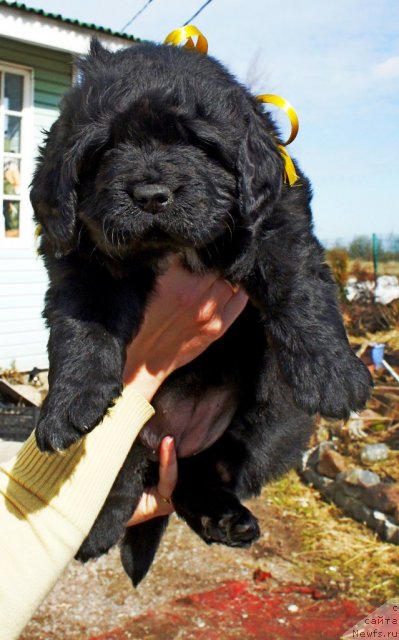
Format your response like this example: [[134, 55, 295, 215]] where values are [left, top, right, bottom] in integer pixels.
[[21, 0, 399, 243]]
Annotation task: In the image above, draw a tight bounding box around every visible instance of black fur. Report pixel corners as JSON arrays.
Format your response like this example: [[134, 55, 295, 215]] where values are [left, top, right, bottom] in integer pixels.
[[31, 39, 372, 585]]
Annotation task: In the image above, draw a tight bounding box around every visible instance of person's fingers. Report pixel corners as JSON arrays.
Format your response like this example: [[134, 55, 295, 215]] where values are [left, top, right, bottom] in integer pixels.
[[223, 279, 240, 294], [126, 439, 177, 526], [222, 287, 249, 321], [204, 280, 248, 326], [209, 278, 239, 304], [194, 278, 242, 324], [157, 436, 178, 502]]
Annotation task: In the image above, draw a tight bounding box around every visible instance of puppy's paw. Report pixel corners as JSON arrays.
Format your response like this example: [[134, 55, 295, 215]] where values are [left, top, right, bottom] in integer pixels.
[[174, 488, 260, 549], [35, 412, 82, 452], [201, 508, 260, 548], [284, 347, 372, 420], [36, 380, 122, 452]]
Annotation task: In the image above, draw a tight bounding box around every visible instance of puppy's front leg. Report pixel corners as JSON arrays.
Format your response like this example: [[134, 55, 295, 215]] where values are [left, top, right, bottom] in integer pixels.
[[36, 261, 150, 452], [37, 317, 123, 451], [233, 220, 372, 419]]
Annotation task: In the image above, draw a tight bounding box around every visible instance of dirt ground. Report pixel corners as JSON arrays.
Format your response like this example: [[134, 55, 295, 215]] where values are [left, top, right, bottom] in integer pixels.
[[20, 493, 299, 639], [6, 286, 399, 639], [20, 463, 399, 640]]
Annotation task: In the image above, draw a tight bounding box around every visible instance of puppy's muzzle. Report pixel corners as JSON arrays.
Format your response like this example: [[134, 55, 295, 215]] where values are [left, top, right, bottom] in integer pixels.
[[132, 183, 172, 214]]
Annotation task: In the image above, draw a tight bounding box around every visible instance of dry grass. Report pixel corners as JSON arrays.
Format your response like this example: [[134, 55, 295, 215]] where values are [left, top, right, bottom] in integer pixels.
[[349, 260, 399, 278], [350, 328, 399, 351], [265, 471, 399, 607]]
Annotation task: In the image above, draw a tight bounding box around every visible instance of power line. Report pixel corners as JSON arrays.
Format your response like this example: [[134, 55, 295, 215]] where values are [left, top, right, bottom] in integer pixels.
[[121, 0, 214, 36], [183, 0, 214, 26], [121, 0, 155, 32]]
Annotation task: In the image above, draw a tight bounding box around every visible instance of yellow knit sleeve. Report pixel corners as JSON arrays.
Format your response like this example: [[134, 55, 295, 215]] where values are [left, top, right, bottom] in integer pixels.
[[0, 385, 154, 640]]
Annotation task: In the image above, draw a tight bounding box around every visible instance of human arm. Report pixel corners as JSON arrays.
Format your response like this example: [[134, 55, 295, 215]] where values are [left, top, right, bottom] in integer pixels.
[[0, 385, 154, 640], [0, 259, 247, 640]]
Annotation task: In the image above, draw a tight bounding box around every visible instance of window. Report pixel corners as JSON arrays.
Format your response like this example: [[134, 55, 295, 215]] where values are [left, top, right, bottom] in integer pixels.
[[0, 64, 33, 245]]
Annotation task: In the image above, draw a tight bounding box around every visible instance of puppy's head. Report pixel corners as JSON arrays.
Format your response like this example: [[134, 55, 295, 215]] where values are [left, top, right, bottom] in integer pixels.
[[31, 40, 285, 258], [78, 91, 241, 256]]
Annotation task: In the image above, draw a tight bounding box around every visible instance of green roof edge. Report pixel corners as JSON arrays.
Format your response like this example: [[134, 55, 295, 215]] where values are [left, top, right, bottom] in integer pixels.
[[0, 0, 139, 41]]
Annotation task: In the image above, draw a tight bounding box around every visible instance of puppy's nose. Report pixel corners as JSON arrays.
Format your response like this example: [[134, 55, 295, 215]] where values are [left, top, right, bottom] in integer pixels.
[[132, 184, 172, 213]]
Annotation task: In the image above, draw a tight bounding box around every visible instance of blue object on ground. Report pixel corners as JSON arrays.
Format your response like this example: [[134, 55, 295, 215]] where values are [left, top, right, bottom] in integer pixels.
[[371, 343, 385, 369]]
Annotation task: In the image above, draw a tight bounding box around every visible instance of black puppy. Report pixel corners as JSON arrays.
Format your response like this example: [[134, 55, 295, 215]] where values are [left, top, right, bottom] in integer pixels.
[[31, 39, 372, 586]]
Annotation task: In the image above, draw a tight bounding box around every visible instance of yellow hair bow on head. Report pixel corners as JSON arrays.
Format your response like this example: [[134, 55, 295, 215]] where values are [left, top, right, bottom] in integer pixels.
[[164, 25, 208, 54], [165, 26, 300, 186]]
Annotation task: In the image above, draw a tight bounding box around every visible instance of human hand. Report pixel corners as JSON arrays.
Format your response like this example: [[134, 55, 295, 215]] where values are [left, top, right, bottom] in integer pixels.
[[126, 436, 177, 526], [123, 256, 248, 401]]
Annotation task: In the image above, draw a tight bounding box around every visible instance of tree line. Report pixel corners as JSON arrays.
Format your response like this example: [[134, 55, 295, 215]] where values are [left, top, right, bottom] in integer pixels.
[[330, 234, 399, 262]]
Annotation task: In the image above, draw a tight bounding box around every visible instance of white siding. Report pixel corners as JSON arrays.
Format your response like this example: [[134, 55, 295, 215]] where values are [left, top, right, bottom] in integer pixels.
[[0, 37, 71, 371], [0, 247, 48, 370], [0, 102, 55, 370]]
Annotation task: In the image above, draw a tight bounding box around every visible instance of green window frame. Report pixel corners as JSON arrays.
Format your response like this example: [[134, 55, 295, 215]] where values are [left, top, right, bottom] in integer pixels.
[[0, 62, 33, 246]]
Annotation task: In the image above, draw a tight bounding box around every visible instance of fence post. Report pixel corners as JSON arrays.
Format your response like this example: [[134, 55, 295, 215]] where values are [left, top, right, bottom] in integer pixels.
[[372, 233, 379, 281]]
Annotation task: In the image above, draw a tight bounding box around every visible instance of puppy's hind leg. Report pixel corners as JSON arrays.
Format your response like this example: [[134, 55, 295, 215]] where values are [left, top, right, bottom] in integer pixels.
[[173, 485, 260, 548], [76, 444, 148, 562], [120, 516, 170, 587]]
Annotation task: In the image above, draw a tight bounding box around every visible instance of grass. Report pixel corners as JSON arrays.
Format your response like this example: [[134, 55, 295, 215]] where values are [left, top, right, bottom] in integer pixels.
[[264, 471, 399, 607], [349, 260, 399, 278]]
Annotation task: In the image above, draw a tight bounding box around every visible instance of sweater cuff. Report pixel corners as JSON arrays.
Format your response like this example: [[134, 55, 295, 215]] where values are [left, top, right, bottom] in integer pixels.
[[0, 385, 154, 535]]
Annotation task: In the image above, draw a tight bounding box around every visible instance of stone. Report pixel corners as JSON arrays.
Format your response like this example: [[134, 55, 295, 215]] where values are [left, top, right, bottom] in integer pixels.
[[337, 468, 381, 488], [302, 442, 334, 470], [301, 467, 333, 492], [363, 483, 399, 514], [301, 443, 399, 544], [360, 443, 390, 463], [335, 468, 380, 501], [372, 510, 388, 536], [320, 479, 336, 500], [333, 492, 354, 511], [301, 446, 320, 470], [300, 467, 319, 486], [335, 479, 364, 500], [350, 500, 373, 524], [384, 519, 399, 544], [318, 476, 334, 490], [317, 448, 347, 479]]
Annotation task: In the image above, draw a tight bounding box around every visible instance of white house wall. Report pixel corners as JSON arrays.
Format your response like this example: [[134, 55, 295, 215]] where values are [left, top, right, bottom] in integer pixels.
[[0, 248, 48, 369], [0, 37, 72, 371]]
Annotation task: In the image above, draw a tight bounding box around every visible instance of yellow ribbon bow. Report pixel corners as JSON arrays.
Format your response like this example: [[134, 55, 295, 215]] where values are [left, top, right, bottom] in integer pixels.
[[164, 26, 300, 186], [256, 94, 299, 186], [164, 25, 208, 54], [151, 26, 302, 187]]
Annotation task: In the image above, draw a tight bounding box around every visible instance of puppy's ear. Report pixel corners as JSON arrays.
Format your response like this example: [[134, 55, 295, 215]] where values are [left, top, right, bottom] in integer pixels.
[[237, 103, 284, 224], [88, 37, 113, 64], [31, 118, 80, 256], [31, 39, 114, 256], [31, 108, 110, 256], [76, 38, 113, 81]]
